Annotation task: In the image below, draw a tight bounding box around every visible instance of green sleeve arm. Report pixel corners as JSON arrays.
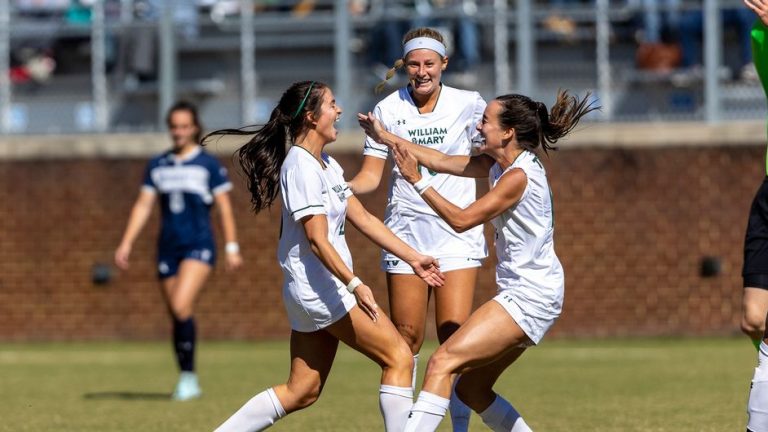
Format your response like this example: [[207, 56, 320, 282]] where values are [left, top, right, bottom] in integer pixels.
[[755, 20, 768, 175], [753, 20, 768, 98]]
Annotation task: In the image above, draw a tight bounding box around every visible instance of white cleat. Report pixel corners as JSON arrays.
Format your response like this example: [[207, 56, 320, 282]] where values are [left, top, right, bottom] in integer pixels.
[[171, 372, 202, 401]]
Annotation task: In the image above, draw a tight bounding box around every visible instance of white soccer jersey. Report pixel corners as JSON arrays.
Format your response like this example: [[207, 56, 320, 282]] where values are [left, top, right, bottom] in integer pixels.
[[364, 84, 488, 263], [364, 85, 485, 215], [489, 151, 563, 342], [278, 146, 357, 332]]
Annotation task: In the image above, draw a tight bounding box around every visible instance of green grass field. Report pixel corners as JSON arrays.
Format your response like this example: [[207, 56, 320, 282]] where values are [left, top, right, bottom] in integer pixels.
[[0, 337, 757, 431]]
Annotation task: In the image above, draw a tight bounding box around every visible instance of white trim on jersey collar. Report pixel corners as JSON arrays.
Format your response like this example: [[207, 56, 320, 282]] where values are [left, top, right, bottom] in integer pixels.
[[403, 37, 446, 58], [170, 145, 202, 163]]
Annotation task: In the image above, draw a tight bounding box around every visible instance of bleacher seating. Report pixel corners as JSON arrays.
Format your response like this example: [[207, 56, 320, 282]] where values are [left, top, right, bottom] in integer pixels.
[[3, 0, 764, 133]]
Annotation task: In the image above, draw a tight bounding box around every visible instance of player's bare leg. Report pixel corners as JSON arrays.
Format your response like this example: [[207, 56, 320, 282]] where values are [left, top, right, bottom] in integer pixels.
[[433, 267, 478, 432], [404, 301, 531, 432], [159, 259, 211, 401]]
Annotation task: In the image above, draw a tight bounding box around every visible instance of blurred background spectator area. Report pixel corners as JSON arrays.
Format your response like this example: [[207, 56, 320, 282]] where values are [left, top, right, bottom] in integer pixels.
[[0, 0, 765, 342], [0, 0, 764, 134]]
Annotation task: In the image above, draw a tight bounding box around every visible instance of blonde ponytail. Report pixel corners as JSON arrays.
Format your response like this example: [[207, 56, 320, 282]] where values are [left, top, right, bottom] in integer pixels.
[[375, 58, 405, 94]]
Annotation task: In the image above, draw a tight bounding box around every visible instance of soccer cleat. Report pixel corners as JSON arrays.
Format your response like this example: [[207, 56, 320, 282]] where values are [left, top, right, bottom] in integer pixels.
[[171, 372, 202, 401]]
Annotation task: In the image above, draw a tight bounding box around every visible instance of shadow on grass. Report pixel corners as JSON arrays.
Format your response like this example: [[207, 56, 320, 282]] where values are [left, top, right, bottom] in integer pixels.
[[83, 392, 171, 401]]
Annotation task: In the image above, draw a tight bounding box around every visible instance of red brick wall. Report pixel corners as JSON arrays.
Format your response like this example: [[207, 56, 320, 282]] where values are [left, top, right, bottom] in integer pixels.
[[0, 145, 758, 340]]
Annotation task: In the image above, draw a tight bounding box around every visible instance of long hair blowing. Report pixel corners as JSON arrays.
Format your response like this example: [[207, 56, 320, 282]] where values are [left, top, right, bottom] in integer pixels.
[[202, 81, 327, 212], [495, 90, 599, 155]]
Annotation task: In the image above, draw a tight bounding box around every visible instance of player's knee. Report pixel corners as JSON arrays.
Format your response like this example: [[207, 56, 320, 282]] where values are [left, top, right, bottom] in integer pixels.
[[381, 337, 414, 373], [394, 340, 415, 372], [742, 316, 765, 339], [171, 306, 193, 321], [286, 380, 323, 410], [394, 323, 423, 354], [293, 390, 321, 410], [424, 348, 455, 378], [169, 299, 193, 320], [742, 308, 767, 338], [742, 316, 759, 335]]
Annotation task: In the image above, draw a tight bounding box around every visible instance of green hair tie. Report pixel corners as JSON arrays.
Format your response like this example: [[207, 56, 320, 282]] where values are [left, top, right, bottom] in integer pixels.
[[293, 81, 316, 119]]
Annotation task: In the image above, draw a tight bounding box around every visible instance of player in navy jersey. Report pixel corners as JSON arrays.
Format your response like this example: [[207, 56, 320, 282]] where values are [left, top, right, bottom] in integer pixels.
[[115, 101, 243, 401]]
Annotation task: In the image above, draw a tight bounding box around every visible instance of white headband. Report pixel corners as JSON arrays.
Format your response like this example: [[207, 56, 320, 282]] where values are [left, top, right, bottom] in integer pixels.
[[403, 37, 447, 58]]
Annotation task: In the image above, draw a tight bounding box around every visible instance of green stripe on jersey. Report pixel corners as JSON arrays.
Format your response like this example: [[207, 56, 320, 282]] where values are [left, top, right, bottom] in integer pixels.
[[364, 143, 389, 155], [752, 20, 768, 175], [290, 204, 324, 216]]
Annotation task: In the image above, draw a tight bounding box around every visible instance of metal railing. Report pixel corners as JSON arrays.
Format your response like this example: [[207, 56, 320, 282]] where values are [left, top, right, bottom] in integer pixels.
[[0, 0, 764, 134]]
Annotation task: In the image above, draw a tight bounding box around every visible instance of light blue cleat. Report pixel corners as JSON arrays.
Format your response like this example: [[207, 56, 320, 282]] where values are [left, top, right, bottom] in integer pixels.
[[171, 371, 202, 401]]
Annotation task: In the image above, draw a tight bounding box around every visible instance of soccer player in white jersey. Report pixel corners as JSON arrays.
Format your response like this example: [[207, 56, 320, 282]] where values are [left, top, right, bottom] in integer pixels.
[[359, 90, 596, 431], [115, 101, 244, 401], [209, 81, 445, 432], [348, 27, 487, 431]]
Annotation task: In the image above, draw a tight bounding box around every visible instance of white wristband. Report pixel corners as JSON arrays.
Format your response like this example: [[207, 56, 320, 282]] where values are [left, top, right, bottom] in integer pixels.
[[413, 176, 433, 195], [225, 242, 240, 254], [346, 276, 363, 293]]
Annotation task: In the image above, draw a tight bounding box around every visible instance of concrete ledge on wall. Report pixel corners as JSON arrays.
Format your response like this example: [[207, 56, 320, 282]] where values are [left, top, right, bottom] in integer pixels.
[[0, 120, 764, 160], [0, 133, 170, 160], [558, 120, 766, 148]]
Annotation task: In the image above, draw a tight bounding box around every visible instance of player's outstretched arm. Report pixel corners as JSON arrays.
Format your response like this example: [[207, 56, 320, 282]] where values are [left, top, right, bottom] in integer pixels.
[[115, 189, 156, 270], [347, 156, 386, 195], [214, 191, 243, 271], [357, 112, 494, 178], [392, 143, 527, 233], [345, 196, 445, 287]]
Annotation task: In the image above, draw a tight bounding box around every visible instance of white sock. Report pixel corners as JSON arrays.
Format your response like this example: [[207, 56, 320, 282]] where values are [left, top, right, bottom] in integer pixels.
[[479, 394, 531, 432], [449, 378, 471, 432], [760, 342, 768, 368], [748, 342, 768, 432], [411, 354, 420, 391], [215, 388, 286, 432], [379, 385, 414, 432], [403, 391, 450, 432]]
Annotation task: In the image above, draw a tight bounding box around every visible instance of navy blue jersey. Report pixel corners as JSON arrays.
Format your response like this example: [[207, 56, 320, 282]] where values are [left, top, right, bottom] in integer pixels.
[[142, 147, 232, 252]]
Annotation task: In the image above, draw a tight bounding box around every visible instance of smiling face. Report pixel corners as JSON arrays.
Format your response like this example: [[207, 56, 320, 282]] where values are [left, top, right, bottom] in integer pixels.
[[167, 110, 199, 151], [404, 48, 447, 98], [476, 100, 512, 153], [311, 88, 343, 144]]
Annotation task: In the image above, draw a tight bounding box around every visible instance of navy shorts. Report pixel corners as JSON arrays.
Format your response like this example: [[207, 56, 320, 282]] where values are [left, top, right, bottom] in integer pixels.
[[157, 245, 216, 280], [744, 177, 768, 289]]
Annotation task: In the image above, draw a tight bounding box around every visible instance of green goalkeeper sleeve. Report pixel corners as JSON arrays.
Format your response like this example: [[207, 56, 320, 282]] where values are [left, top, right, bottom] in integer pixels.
[[752, 20, 768, 174]]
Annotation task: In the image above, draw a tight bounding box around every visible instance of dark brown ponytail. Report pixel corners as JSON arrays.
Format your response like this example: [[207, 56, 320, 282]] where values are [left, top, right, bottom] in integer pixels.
[[495, 90, 598, 155]]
